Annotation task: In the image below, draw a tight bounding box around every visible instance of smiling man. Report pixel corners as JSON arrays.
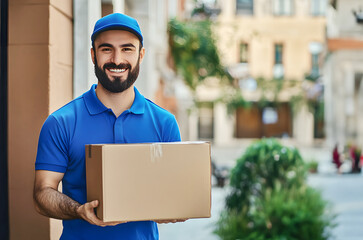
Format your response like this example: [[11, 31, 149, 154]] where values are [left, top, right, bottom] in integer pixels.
[[33, 13, 183, 240]]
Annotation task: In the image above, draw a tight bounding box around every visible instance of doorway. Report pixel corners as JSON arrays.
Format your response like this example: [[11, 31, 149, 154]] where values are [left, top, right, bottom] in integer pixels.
[[0, 0, 9, 239], [198, 102, 214, 140], [236, 103, 292, 138]]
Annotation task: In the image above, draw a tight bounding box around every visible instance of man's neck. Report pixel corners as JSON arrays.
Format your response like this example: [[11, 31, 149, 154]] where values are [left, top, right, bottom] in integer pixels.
[[95, 83, 135, 117]]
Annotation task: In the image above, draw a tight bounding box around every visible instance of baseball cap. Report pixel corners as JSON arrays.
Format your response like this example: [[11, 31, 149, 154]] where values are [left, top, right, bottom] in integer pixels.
[[91, 13, 143, 45]]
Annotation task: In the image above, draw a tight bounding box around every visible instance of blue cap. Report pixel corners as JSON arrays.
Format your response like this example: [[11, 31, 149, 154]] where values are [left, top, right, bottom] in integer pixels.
[[91, 13, 143, 45]]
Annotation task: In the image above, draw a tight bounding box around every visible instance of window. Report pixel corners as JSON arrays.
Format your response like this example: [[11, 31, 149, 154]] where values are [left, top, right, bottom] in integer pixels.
[[273, 0, 294, 16], [309, 42, 322, 78], [274, 44, 284, 78], [239, 43, 249, 63], [236, 0, 254, 15], [311, 0, 327, 16], [274, 44, 283, 64]]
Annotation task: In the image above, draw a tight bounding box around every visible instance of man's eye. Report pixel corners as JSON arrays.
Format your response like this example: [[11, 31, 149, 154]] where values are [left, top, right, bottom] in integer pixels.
[[101, 48, 112, 52], [123, 48, 132, 52]]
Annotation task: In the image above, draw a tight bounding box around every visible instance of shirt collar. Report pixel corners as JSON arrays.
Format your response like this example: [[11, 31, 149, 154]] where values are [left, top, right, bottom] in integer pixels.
[[129, 86, 145, 114], [83, 84, 145, 115]]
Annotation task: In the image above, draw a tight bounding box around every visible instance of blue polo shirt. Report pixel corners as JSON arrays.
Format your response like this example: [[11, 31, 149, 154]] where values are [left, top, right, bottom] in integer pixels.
[[35, 84, 181, 240]]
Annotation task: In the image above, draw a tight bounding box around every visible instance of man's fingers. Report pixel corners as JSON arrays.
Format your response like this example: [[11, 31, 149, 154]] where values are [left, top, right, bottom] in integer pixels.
[[102, 221, 128, 226], [79, 200, 126, 227], [88, 200, 99, 209], [155, 219, 188, 224], [82, 201, 188, 226], [176, 219, 187, 222], [77, 200, 103, 226]]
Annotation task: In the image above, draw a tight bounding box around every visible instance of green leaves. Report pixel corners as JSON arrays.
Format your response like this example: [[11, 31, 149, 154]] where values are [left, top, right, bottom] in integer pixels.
[[168, 18, 231, 91], [215, 138, 335, 240], [227, 139, 306, 212]]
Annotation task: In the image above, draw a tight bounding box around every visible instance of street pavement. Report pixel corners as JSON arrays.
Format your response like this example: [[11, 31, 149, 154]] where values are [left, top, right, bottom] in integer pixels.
[[158, 142, 363, 240]]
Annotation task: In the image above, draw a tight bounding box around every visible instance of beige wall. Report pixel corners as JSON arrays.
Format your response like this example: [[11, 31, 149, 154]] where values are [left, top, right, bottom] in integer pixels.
[[8, 0, 73, 239], [216, 0, 326, 80]]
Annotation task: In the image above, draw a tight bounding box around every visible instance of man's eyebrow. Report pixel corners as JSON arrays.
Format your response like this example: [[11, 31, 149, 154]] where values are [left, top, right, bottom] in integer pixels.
[[120, 43, 136, 48], [97, 43, 113, 49], [97, 43, 136, 49]]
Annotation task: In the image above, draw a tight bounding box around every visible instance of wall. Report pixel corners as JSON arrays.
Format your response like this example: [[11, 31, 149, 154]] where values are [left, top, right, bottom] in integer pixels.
[[8, 0, 73, 239], [335, 0, 363, 38]]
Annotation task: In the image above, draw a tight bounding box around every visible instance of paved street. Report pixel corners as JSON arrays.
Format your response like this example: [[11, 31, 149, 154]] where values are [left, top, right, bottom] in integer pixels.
[[158, 142, 363, 240]]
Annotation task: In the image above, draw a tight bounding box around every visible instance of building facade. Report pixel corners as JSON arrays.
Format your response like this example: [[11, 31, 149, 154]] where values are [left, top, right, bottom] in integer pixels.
[[191, 0, 327, 146], [324, 0, 363, 148]]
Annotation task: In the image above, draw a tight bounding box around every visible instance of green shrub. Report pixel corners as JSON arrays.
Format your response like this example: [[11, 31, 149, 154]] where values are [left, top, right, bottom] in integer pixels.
[[215, 138, 335, 240], [306, 159, 319, 173]]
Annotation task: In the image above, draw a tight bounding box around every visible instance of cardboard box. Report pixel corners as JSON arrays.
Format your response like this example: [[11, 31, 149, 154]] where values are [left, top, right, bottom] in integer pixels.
[[86, 141, 211, 222]]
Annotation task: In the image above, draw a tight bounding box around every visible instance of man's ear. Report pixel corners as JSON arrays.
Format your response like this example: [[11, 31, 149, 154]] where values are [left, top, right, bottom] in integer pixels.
[[139, 47, 145, 64], [91, 48, 95, 64]]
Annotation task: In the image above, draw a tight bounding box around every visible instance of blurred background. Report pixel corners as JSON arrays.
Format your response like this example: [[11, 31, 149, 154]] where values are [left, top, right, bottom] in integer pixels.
[[1, 0, 363, 239]]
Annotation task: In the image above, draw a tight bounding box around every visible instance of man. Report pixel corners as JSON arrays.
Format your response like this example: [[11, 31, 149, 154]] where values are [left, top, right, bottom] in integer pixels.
[[33, 13, 183, 239]]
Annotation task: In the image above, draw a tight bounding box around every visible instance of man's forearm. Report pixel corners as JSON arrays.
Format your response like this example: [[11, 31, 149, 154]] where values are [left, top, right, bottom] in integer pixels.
[[34, 187, 81, 220]]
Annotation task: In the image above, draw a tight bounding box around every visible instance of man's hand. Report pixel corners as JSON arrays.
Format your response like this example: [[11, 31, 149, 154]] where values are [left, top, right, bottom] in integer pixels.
[[77, 200, 127, 227], [155, 219, 188, 224], [34, 170, 126, 227], [78, 201, 188, 226]]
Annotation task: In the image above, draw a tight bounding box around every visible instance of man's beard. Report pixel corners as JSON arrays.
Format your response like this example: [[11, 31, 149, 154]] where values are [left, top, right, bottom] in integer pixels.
[[94, 55, 140, 93]]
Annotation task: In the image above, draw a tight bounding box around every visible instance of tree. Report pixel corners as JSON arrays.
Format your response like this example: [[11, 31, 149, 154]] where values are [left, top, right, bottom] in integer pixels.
[[168, 18, 231, 91]]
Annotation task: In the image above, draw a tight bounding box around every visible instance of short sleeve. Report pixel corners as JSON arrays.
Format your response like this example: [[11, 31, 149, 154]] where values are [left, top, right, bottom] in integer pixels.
[[162, 116, 181, 142], [35, 115, 69, 173]]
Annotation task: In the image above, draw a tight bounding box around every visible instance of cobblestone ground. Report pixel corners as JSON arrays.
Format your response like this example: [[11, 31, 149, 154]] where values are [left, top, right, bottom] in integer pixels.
[[309, 173, 363, 240], [158, 142, 363, 240]]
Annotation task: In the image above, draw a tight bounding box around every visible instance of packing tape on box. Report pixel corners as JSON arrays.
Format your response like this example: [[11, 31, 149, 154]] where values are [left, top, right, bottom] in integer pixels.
[[150, 143, 163, 163]]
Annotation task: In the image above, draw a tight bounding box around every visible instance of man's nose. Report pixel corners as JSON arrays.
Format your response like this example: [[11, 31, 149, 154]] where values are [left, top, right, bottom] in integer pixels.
[[112, 50, 123, 65]]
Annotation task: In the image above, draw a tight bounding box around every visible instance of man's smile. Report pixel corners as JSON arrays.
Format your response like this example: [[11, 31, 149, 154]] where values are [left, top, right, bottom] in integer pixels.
[[108, 68, 127, 73], [104, 63, 131, 76]]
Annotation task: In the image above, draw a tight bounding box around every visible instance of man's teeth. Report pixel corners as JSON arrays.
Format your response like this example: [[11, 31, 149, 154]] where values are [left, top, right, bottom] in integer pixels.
[[109, 68, 126, 73]]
